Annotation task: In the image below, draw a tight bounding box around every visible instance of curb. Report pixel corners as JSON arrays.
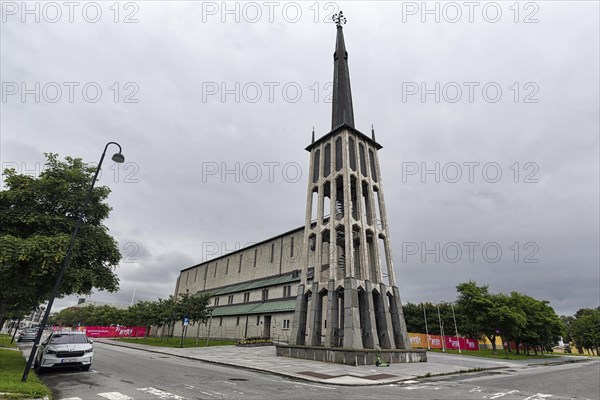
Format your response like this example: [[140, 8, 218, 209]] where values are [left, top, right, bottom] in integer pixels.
[[96, 339, 510, 387]]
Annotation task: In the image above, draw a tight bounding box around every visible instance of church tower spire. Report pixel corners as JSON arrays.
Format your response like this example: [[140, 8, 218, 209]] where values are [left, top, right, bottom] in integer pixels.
[[289, 12, 413, 355], [331, 11, 354, 130]]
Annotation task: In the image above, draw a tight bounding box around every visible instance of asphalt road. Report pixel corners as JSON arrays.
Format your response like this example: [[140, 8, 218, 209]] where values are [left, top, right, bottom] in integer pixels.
[[22, 342, 599, 400]]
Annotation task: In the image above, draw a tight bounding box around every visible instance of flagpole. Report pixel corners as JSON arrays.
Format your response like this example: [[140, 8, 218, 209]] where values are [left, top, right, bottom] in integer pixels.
[[130, 288, 137, 306], [437, 304, 445, 352], [423, 303, 431, 350], [451, 303, 461, 354]]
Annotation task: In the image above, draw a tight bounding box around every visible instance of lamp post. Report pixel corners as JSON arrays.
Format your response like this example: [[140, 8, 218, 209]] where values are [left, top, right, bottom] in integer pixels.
[[22, 142, 125, 381]]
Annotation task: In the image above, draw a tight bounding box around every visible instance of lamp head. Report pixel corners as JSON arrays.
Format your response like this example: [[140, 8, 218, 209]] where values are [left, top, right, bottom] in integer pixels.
[[112, 153, 125, 163]]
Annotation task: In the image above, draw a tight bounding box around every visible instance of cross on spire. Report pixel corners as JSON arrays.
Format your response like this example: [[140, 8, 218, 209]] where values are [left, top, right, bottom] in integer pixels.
[[332, 11, 347, 27]]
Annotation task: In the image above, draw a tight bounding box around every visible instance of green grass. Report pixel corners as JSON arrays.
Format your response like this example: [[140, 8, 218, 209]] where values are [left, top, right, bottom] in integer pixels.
[[113, 337, 236, 348], [0, 334, 17, 349], [0, 348, 52, 400], [428, 348, 562, 360]]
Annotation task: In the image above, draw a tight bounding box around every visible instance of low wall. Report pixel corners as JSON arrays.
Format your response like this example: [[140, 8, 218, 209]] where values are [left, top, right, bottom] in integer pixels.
[[276, 344, 427, 366]]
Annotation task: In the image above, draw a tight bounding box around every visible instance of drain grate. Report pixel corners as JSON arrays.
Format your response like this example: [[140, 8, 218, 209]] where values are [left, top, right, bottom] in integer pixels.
[[229, 378, 249, 381]]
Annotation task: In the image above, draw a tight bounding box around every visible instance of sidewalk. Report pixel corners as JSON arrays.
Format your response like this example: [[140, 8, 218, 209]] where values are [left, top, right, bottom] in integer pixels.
[[97, 339, 525, 386]]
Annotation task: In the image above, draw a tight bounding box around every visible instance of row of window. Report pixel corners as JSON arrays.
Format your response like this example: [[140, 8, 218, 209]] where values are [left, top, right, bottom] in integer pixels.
[[217, 316, 291, 330], [213, 285, 293, 306], [183, 240, 300, 286], [312, 136, 379, 183]]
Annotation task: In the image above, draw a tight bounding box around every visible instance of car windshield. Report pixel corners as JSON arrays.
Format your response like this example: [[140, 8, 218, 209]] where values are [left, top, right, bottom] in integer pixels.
[[50, 334, 89, 344]]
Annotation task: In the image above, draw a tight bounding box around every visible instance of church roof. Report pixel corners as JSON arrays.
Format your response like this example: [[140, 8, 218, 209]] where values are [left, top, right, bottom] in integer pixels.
[[210, 299, 297, 317], [206, 272, 300, 296]]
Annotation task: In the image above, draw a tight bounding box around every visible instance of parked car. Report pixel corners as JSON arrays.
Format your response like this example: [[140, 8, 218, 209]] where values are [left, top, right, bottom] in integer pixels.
[[34, 331, 94, 373], [17, 328, 38, 342]]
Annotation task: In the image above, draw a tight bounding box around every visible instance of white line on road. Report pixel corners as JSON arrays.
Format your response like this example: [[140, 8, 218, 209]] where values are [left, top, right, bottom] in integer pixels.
[[137, 387, 185, 400], [485, 390, 519, 399], [60, 398, 82, 400], [98, 392, 134, 400]]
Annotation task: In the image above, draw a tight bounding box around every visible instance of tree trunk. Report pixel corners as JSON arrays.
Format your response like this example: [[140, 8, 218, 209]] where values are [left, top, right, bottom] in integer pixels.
[[196, 322, 200, 346], [490, 335, 497, 354], [0, 301, 8, 328], [515, 341, 520, 355]]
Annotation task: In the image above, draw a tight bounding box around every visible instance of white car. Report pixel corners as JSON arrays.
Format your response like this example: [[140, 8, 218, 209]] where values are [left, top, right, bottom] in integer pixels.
[[34, 331, 94, 373]]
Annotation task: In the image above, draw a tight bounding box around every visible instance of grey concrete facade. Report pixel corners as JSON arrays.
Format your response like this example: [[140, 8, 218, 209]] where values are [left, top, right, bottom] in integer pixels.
[[276, 344, 427, 366]]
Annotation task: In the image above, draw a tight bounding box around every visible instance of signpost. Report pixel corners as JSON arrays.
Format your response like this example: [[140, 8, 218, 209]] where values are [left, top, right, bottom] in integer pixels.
[[180, 317, 189, 348]]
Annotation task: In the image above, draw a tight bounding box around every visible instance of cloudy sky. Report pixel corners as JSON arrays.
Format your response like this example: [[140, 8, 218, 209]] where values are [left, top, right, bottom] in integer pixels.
[[1, 1, 598, 316]]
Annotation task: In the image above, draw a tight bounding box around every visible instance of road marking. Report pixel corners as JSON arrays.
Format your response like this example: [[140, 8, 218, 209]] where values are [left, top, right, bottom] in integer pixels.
[[403, 380, 420, 384], [484, 390, 519, 399], [470, 387, 483, 393], [98, 392, 133, 400], [60, 398, 83, 400], [137, 387, 185, 400], [523, 394, 553, 400]]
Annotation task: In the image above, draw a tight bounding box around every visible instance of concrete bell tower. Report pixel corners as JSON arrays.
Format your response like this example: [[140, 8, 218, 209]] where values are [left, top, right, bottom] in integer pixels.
[[290, 12, 411, 351]]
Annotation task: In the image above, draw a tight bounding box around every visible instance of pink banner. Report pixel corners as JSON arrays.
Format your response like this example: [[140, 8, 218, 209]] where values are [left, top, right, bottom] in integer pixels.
[[443, 336, 480, 350], [58, 326, 147, 338], [81, 326, 146, 338]]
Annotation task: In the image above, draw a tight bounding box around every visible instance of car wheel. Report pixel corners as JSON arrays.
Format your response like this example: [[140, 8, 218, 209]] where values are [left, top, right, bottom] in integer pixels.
[[82, 364, 91, 371]]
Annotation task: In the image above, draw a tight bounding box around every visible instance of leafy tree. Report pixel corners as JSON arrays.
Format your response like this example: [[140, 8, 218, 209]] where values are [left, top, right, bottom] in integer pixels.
[[560, 314, 575, 346], [456, 281, 500, 352], [174, 291, 212, 344], [570, 307, 600, 355], [490, 292, 526, 353], [125, 301, 161, 338], [0, 154, 121, 324], [403, 302, 464, 337]]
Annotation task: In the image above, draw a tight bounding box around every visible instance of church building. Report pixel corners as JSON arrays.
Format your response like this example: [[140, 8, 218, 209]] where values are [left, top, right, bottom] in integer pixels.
[[173, 14, 413, 354]]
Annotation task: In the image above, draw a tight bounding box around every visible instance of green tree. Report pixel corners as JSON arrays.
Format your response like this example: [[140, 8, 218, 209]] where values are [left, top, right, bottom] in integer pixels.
[[126, 301, 161, 338], [174, 291, 212, 344], [0, 154, 121, 325], [456, 281, 500, 352], [492, 292, 527, 353], [570, 307, 600, 355]]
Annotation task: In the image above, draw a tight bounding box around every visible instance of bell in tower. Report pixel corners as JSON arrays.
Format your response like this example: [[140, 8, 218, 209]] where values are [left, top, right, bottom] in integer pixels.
[[286, 13, 417, 360]]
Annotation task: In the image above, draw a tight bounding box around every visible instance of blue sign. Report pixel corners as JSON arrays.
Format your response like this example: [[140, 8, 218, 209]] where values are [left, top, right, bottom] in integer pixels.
[[183, 317, 189, 326]]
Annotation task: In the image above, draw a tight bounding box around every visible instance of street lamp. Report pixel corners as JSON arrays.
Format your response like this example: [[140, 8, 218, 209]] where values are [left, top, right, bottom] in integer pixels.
[[22, 142, 125, 381]]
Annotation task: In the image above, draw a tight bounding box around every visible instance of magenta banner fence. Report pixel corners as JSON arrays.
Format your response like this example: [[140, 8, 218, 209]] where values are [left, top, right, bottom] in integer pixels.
[[52, 325, 147, 338], [408, 332, 480, 350]]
